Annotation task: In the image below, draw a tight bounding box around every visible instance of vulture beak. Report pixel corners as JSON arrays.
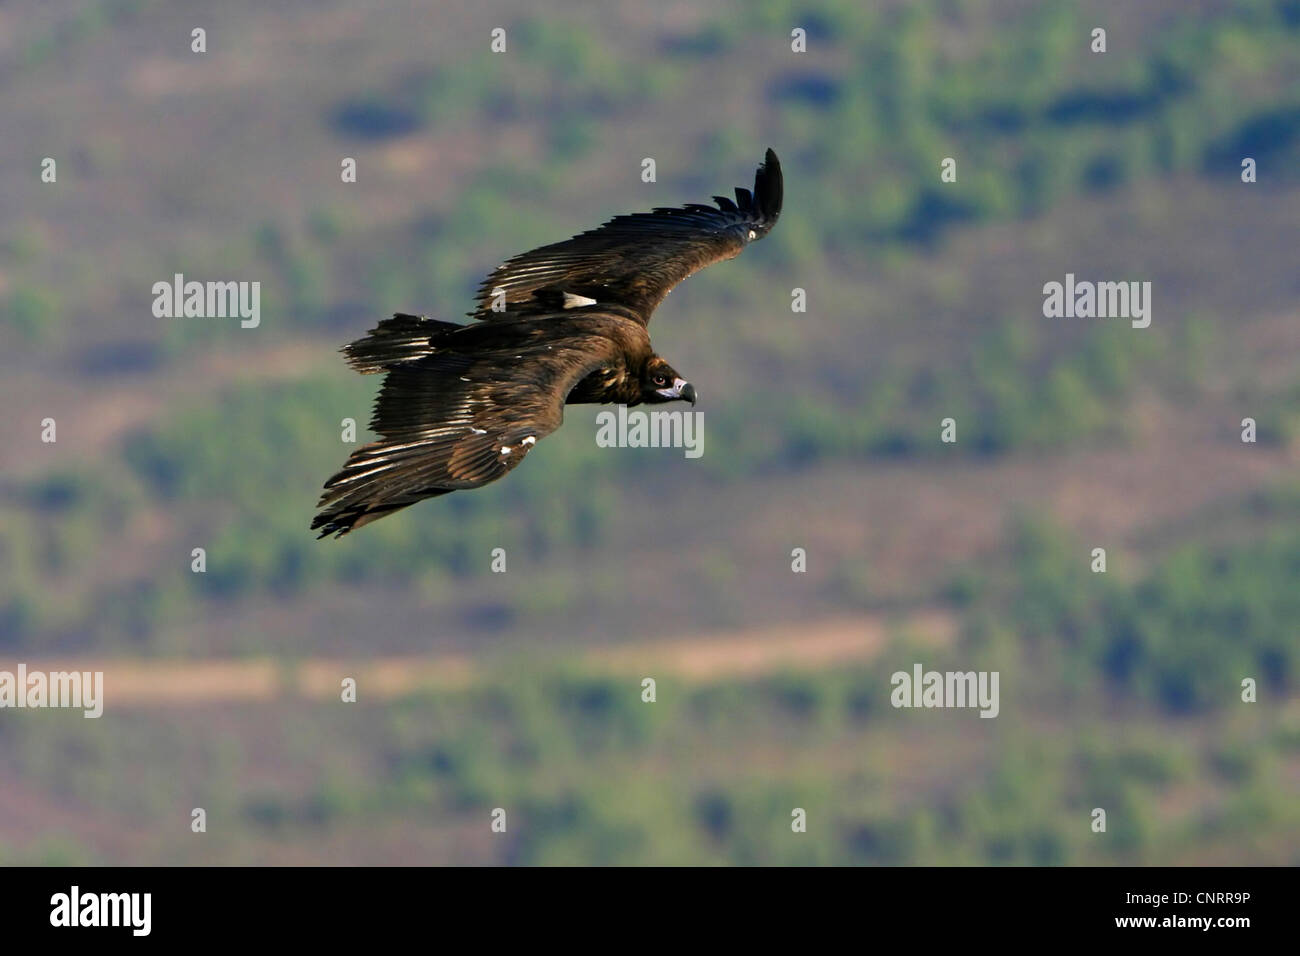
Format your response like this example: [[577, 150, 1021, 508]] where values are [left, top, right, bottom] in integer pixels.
[[657, 378, 697, 405]]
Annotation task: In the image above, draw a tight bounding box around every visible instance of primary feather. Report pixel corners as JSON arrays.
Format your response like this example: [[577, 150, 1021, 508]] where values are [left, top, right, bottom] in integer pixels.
[[472, 148, 782, 324]]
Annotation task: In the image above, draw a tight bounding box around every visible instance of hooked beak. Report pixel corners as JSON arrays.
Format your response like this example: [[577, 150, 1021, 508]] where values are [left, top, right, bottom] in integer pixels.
[[656, 377, 697, 405]]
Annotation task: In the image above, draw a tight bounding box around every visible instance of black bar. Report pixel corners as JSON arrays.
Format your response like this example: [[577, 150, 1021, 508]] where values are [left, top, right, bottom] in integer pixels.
[[0, 865, 1281, 941]]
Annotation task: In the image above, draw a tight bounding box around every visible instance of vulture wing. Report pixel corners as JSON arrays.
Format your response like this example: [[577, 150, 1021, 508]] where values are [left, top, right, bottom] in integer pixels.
[[471, 148, 782, 325], [311, 317, 635, 537]]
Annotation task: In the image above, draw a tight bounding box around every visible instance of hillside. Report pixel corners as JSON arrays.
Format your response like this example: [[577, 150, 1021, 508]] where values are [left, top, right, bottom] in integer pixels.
[[0, 0, 1298, 865]]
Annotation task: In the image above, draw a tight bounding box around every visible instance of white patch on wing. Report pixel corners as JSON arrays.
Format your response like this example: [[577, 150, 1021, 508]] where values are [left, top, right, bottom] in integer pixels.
[[470, 427, 487, 434], [500, 446, 512, 456], [522, 436, 536, 445], [747, 229, 757, 239], [563, 292, 598, 309]]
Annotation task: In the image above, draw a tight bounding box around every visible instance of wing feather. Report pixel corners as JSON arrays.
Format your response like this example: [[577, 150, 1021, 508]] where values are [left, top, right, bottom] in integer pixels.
[[472, 149, 782, 325], [312, 321, 631, 537]]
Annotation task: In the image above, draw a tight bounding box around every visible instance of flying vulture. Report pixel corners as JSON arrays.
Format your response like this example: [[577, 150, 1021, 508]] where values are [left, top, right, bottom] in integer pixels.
[[311, 148, 783, 537]]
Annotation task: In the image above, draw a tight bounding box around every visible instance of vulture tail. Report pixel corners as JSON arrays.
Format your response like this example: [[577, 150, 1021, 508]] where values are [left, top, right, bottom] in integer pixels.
[[342, 313, 461, 373]]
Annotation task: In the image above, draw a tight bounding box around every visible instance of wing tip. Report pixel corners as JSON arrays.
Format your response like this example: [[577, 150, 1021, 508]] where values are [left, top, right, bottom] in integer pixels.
[[756, 147, 783, 225]]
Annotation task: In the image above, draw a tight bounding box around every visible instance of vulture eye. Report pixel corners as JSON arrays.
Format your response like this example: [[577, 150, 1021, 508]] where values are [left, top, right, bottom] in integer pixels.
[[652, 374, 668, 387]]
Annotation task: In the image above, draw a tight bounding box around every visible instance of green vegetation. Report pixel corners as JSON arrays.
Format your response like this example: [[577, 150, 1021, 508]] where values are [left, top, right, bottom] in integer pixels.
[[1, 285, 63, 343], [5, 648, 1296, 865], [985, 510, 1300, 714]]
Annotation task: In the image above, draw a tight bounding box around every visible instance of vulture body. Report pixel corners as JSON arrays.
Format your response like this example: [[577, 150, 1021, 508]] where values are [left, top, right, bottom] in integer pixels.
[[312, 149, 782, 537]]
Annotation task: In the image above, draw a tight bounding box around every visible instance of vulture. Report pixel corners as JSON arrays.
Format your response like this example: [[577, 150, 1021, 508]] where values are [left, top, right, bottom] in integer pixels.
[[311, 148, 783, 538]]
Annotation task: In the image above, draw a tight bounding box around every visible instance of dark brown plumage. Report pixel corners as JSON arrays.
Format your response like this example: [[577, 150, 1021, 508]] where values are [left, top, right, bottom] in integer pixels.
[[312, 149, 782, 537]]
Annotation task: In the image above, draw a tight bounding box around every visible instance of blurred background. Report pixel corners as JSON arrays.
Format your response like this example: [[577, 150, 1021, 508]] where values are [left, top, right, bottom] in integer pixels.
[[1, 0, 1298, 865]]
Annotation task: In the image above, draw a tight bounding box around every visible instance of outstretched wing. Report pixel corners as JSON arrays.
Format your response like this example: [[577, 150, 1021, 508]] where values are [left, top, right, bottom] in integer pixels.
[[472, 148, 782, 325], [312, 323, 626, 537]]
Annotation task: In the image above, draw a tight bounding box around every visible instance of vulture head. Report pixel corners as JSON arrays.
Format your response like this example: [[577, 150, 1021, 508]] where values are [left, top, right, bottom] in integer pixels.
[[642, 355, 696, 406]]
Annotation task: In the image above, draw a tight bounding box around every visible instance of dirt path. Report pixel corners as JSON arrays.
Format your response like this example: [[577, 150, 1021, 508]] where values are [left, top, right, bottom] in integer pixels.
[[0, 611, 956, 706]]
